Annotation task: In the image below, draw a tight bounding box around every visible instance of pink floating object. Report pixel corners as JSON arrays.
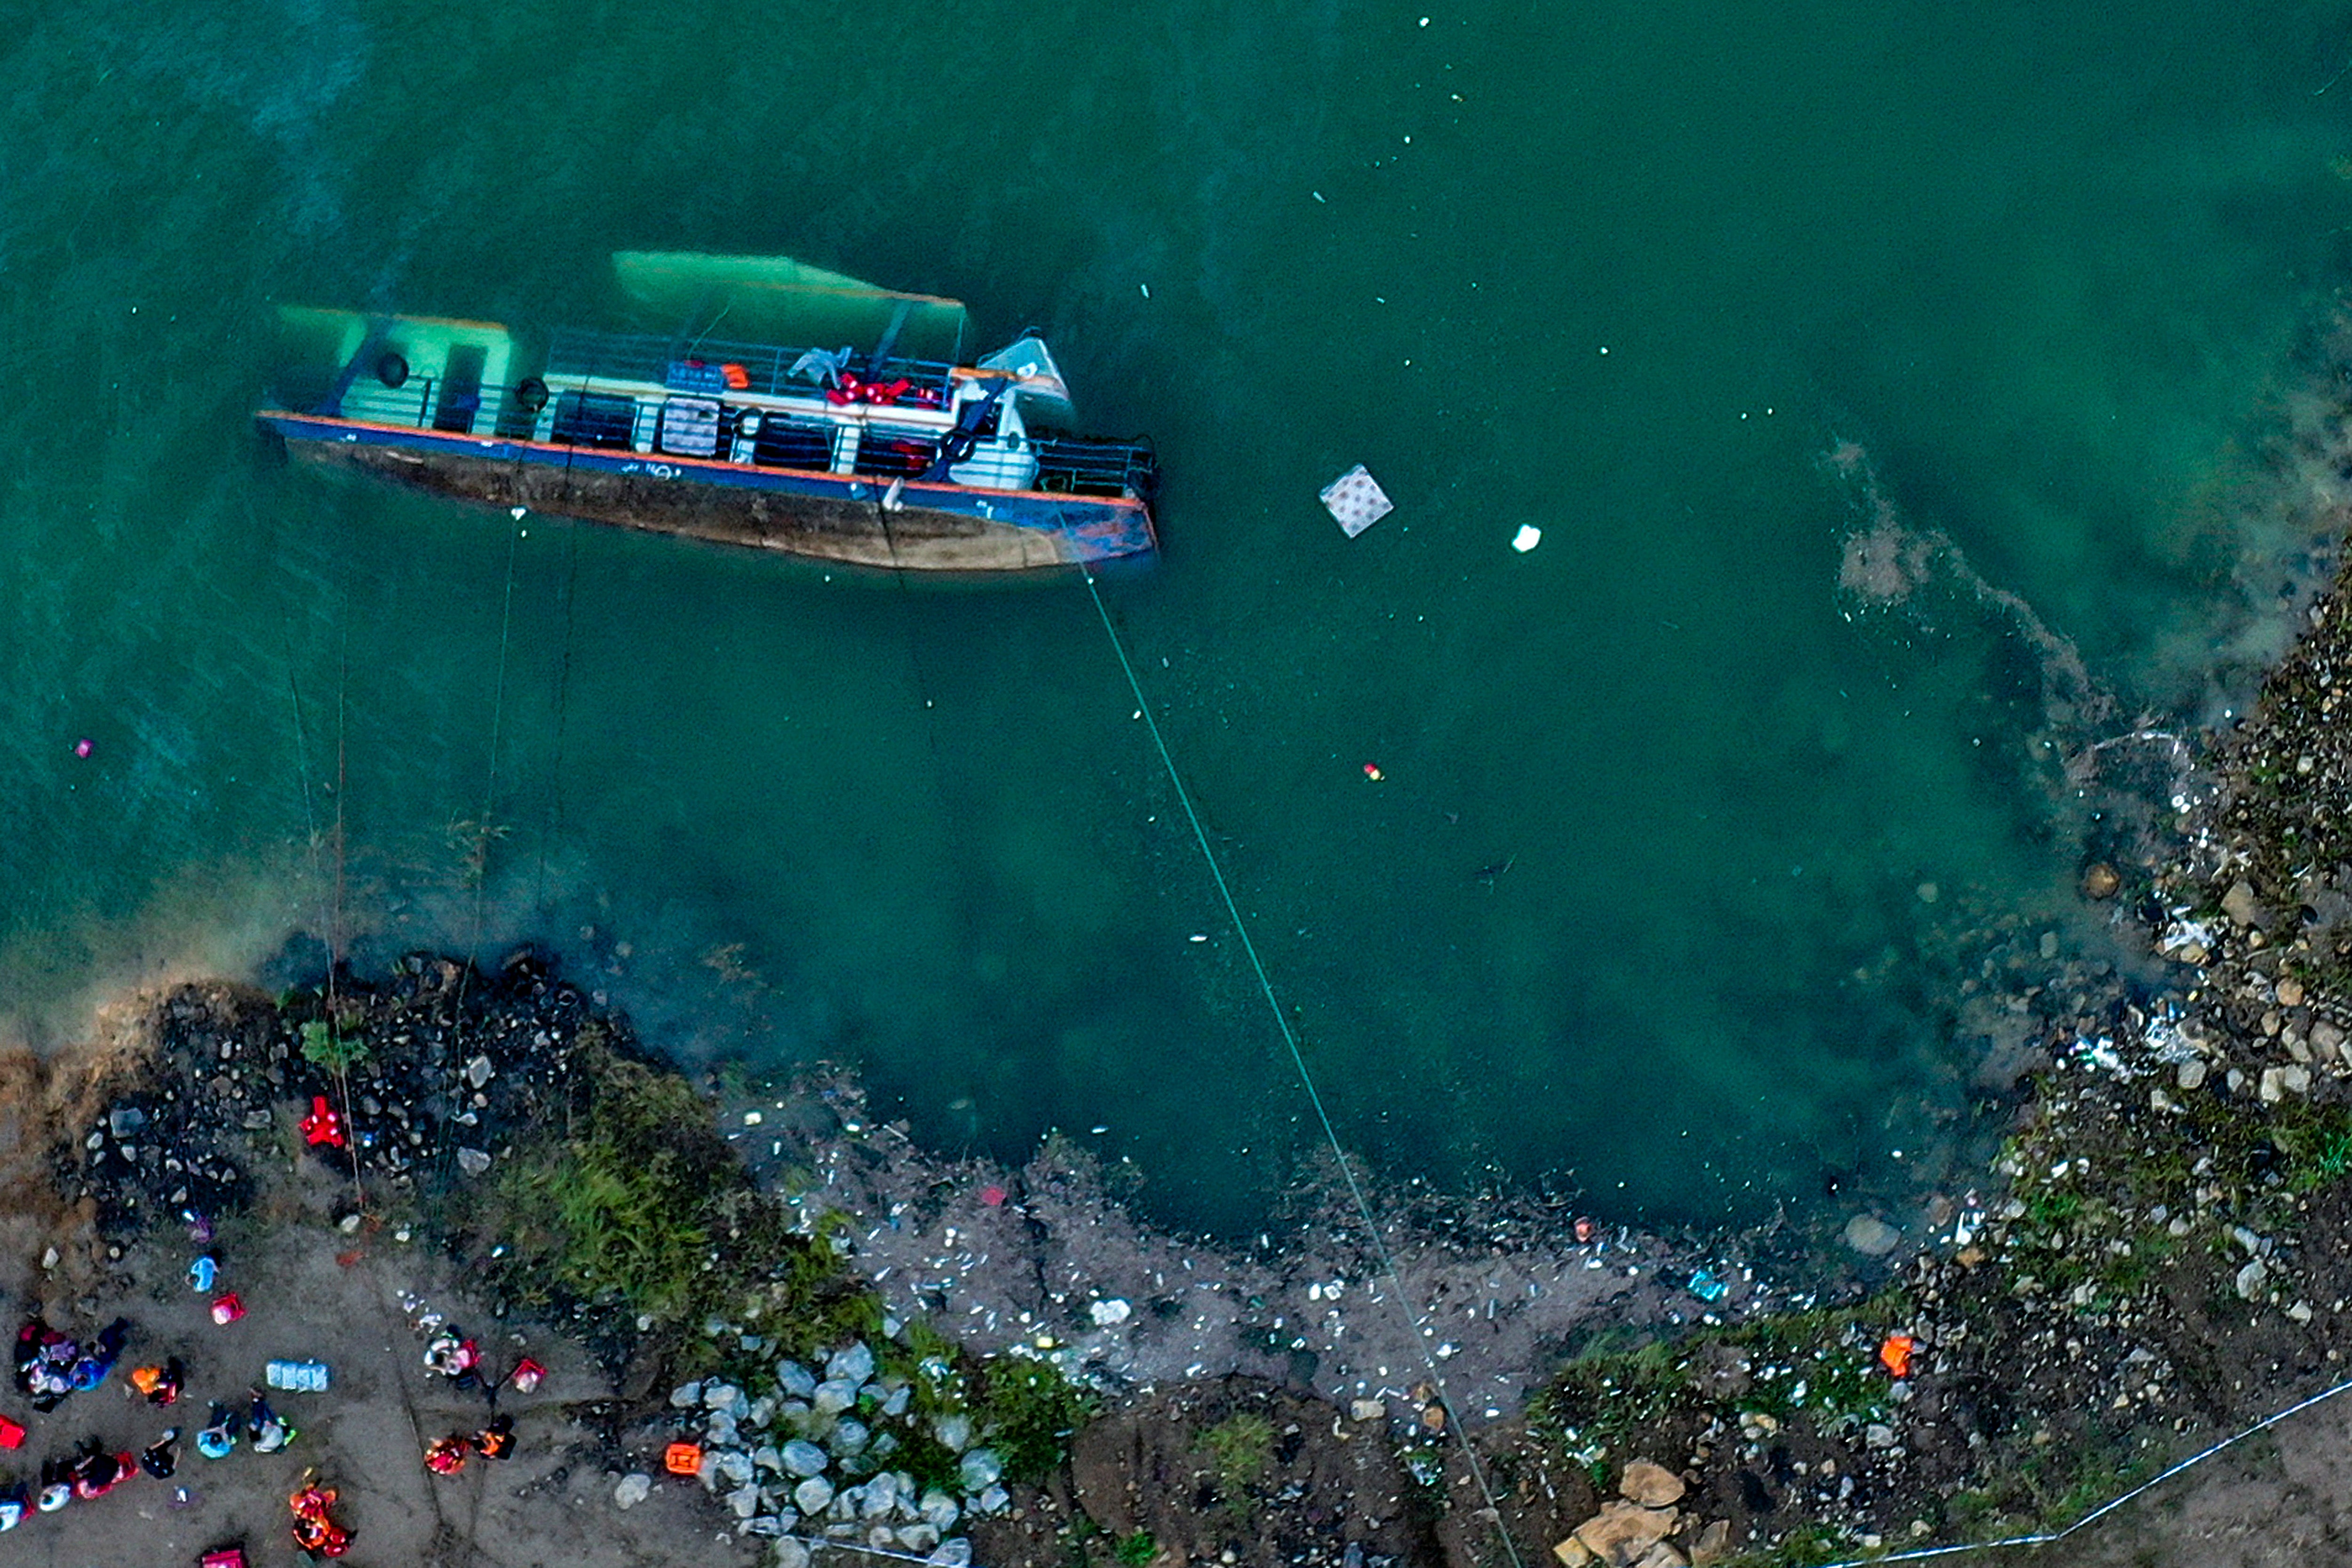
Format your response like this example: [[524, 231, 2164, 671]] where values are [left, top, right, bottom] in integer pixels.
[[72, 739, 92, 758], [979, 1184, 1007, 1208]]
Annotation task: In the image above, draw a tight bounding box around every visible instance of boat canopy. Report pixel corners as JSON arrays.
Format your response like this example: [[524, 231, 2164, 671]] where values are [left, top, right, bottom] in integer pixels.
[[611, 252, 969, 364], [976, 336, 1076, 428]]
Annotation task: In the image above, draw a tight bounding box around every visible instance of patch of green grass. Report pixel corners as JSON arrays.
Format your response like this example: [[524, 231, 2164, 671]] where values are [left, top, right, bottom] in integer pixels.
[[1114, 1531, 1158, 1566], [1530, 1289, 1911, 1462], [1528, 1335, 1692, 1456], [2275, 1106, 2352, 1192], [1195, 1410, 1276, 1498], [973, 1357, 1099, 1485], [1724, 1524, 1850, 1567], [298, 1018, 369, 1073], [459, 1032, 872, 1377]]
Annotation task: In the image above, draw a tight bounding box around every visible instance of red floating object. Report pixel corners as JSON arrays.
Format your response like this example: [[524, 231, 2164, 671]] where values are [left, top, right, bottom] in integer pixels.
[[1362, 763, 1385, 782]]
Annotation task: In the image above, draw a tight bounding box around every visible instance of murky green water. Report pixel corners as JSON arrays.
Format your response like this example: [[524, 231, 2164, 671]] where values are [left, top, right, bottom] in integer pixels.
[[6, 1, 2352, 1231]]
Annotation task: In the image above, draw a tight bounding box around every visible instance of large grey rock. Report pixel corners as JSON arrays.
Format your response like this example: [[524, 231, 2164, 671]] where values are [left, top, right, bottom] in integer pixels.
[[613, 1472, 652, 1509], [773, 1542, 811, 1568], [776, 1361, 817, 1399], [827, 1342, 876, 1385], [958, 1449, 1002, 1492], [1843, 1214, 1901, 1257], [781, 1440, 828, 1478], [2222, 881, 2264, 929], [794, 1476, 835, 1514], [813, 1379, 857, 1416]]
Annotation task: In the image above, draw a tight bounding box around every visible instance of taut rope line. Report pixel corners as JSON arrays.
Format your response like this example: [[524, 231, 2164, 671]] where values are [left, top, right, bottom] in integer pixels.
[[464, 519, 524, 980], [1072, 562, 1529, 1568]]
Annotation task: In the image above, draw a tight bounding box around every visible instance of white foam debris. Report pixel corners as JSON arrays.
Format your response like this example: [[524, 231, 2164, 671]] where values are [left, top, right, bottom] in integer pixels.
[[1511, 525, 1542, 553], [1321, 465, 1394, 537]]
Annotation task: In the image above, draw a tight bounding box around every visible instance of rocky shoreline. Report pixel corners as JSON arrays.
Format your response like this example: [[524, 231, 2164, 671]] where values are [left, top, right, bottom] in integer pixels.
[[3, 740, 2344, 1568], [8, 780, 2349, 1568]]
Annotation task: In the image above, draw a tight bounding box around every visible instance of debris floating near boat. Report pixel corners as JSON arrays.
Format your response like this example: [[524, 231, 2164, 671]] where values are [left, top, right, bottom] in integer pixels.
[[1322, 465, 1394, 537], [1511, 524, 1542, 553]]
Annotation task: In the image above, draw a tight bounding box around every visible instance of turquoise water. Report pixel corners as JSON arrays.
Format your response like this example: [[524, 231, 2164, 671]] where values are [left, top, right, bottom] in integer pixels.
[[5, 1, 2352, 1231]]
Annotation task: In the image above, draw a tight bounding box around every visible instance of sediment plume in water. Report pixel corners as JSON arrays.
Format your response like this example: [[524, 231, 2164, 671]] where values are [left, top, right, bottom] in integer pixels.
[[1828, 438, 2114, 733], [0, 851, 324, 1058]]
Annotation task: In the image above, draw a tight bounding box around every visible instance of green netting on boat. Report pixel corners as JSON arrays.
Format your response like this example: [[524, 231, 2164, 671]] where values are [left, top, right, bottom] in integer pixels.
[[612, 253, 969, 361]]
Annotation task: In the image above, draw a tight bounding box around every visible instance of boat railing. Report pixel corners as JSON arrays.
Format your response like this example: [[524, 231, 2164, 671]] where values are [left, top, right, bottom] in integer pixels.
[[544, 328, 956, 404], [1031, 435, 1159, 500], [268, 368, 552, 439], [267, 365, 1159, 501]]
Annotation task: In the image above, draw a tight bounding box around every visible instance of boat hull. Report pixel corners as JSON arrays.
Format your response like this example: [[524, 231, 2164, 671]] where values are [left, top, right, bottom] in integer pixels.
[[257, 411, 1156, 573]]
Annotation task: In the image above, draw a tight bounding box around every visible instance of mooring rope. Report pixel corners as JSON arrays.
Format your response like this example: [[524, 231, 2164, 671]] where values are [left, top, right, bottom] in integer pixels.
[[465, 518, 524, 978], [537, 521, 581, 919], [1071, 562, 1530, 1568], [1816, 1374, 2352, 1568]]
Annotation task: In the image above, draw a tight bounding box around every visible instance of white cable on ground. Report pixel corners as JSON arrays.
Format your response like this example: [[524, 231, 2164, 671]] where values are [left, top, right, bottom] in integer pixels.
[[795, 1532, 971, 1567], [1818, 1375, 2352, 1568], [1075, 564, 1530, 1568]]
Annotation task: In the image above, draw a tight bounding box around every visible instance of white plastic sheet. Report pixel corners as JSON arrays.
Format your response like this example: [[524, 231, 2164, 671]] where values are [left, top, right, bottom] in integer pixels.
[[1321, 465, 1394, 537]]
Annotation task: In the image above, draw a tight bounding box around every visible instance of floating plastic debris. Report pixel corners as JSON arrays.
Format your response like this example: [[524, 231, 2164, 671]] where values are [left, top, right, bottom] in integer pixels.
[[1321, 465, 1394, 538], [1511, 524, 1542, 553]]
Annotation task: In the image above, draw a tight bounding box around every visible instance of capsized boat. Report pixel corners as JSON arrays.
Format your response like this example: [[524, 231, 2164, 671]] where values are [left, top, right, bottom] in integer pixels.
[[254, 254, 1159, 572]]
